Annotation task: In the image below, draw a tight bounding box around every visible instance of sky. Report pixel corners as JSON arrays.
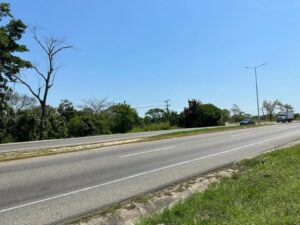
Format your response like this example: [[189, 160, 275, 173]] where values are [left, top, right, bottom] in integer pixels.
[[5, 0, 300, 115]]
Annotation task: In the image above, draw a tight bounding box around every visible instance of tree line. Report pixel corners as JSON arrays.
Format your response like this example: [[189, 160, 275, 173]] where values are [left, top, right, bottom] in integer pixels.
[[230, 100, 296, 123], [0, 93, 231, 143], [0, 87, 296, 143]]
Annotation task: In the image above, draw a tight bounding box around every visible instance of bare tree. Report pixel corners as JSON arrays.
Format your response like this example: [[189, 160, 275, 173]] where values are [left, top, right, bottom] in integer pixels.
[[262, 100, 280, 121], [283, 104, 294, 111], [10, 28, 73, 139], [231, 104, 242, 116], [79, 97, 112, 115], [7, 90, 36, 111], [277, 102, 294, 112], [230, 104, 245, 122]]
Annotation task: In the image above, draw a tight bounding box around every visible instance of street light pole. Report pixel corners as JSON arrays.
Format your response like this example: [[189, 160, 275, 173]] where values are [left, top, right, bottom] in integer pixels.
[[254, 67, 260, 125], [245, 63, 266, 126]]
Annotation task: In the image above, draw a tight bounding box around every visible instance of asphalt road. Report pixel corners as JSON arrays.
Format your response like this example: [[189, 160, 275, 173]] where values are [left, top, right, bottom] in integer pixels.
[[1, 123, 300, 225], [0, 127, 223, 153]]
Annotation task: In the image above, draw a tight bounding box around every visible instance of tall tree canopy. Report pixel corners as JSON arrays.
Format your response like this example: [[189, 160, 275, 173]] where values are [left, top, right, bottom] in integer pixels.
[[0, 3, 31, 96], [262, 100, 280, 121], [179, 99, 223, 127], [0, 3, 31, 142]]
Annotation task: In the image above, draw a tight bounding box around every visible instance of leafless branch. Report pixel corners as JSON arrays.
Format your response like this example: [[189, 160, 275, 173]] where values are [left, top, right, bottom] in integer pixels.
[[14, 27, 73, 139], [32, 64, 47, 81], [12, 75, 41, 101], [79, 97, 113, 115]]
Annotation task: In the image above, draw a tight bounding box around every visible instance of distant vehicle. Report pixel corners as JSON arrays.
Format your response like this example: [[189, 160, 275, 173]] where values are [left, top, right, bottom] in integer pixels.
[[277, 111, 294, 123], [240, 118, 255, 125]]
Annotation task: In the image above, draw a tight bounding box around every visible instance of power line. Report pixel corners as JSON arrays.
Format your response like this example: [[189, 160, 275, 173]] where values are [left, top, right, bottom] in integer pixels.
[[134, 104, 165, 109]]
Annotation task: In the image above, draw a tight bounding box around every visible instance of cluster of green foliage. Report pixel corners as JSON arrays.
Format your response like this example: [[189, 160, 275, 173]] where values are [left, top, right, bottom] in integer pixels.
[[139, 145, 300, 225], [178, 99, 226, 127], [0, 93, 232, 143], [0, 3, 31, 142], [0, 97, 142, 142]]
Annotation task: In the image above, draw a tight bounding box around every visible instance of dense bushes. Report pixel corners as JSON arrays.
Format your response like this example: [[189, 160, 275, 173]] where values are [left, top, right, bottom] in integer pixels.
[[131, 122, 172, 133], [68, 115, 97, 137], [179, 100, 224, 127], [108, 103, 140, 133], [0, 94, 232, 143]]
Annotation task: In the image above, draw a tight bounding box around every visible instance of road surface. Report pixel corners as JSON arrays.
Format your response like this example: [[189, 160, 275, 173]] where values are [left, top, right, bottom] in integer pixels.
[[0, 127, 223, 153], [0, 123, 300, 225]]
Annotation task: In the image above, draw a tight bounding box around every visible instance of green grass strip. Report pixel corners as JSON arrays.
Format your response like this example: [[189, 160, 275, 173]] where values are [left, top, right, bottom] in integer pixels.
[[138, 144, 300, 225], [143, 125, 258, 141]]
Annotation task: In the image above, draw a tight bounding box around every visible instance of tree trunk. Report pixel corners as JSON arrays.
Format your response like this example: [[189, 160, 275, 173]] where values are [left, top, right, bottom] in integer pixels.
[[39, 102, 46, 140]]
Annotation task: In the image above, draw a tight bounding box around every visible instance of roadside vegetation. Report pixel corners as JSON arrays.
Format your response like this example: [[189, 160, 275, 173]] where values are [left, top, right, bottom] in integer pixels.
[[143, 125, 257, 141], [0, 3, 297, 144], [138, 144, 300, 225]]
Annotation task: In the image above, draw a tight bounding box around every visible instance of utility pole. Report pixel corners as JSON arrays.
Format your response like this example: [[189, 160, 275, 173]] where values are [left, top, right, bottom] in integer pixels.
[[245, 63, 267, 125], [164, 99, 170, 115]]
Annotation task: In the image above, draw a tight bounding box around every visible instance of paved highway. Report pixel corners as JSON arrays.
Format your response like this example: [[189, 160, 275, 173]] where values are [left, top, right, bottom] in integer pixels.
[[0, 127, 222, 153], [1, 123, 300, 225]]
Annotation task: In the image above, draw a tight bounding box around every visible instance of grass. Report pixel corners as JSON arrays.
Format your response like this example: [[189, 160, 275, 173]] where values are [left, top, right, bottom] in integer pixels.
[[143, 125, 257, 141], [138, 144, 300, 225], [130, 123, 174, 132]]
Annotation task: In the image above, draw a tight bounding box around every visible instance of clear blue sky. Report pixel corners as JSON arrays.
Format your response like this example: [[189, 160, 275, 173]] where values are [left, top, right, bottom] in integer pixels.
[[6, 0, 300, 115]]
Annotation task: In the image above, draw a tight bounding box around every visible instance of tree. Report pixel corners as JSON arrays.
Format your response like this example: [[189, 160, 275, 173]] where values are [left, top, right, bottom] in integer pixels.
[[68, 115, 96, 137], [46, 106, 67, 139], [10, 28, 73, 139], [108, 103, 140, 133], [0, 3, 31, 142], [262, 100, 280, 121], [230, 104, 245, 122], [277, 102, 294, 112], [144, 108, 165, 124], [0, 3, 31, 96], [179, 99, 202, 127], [168, 111, 179, 127], [283, 104, 294, 111], [79, 97, 112, 115], [179, 99, 223, 127], [12, 108, 39, 142], [7, 90, 36, 111], [220, 109, 230, 125], [58, 99, 76, 123], [199, 103, 223, 126]]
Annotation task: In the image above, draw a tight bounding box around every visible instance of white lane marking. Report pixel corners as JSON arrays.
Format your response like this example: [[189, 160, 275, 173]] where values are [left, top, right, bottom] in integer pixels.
[[120, 146, 176, 158], [0, 132, 294, 213]]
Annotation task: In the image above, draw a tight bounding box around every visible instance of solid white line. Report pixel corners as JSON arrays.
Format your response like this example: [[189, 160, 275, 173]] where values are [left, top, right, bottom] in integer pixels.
[[120, 146, 176, 158], [0, 132, 294, 213]]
